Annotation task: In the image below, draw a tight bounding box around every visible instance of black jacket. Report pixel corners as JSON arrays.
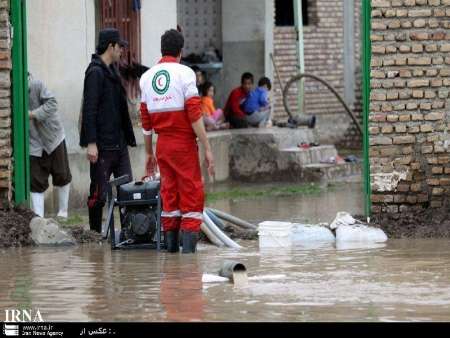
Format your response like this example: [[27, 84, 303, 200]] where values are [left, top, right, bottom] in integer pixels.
[[79, 54, 136, 150]]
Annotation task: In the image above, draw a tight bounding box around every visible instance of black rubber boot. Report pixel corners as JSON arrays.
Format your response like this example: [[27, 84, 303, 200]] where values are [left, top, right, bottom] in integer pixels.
[[88, 206, 103, 233], [165, 231, 179, 253], [182, 231, 198, 254]]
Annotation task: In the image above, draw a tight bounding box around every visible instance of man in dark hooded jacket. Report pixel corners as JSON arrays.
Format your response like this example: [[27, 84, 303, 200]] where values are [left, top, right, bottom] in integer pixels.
[[80, 28, 136, 233]]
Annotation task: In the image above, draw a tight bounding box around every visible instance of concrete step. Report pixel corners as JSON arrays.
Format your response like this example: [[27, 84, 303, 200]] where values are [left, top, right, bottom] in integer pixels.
[[222, 126, 318, 148], [279, 145, 338, 167], [301, 162, 362, 183], [273, 127, 317, 148]]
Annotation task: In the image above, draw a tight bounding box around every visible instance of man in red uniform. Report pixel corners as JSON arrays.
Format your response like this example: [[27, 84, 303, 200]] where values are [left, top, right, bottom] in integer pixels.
[[224, 72, 254, 128], [140, 29, 215, 253]]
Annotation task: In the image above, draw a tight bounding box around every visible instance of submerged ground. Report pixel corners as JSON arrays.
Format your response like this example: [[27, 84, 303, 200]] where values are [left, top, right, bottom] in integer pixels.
[[1, 181, 450, 321], [2, 239, 450, 321]]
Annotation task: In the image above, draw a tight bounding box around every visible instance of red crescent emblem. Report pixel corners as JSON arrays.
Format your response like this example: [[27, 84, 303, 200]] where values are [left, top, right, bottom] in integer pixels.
[[158, 77, 164, 87]]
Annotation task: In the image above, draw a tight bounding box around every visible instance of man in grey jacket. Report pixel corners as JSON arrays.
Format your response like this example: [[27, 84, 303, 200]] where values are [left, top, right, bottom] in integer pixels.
[[29, 73, 72, 218]]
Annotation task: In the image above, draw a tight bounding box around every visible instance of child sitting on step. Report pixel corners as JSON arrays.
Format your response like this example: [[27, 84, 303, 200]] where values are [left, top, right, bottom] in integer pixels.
[[242, 77, 272, 128], [201, 81, 230, 131]]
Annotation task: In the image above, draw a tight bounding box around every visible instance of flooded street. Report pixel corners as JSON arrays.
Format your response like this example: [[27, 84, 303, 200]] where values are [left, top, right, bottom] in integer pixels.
[[206, 181, 365, 225], [1, 183, 450, 322], [2, 240, 450, 322]]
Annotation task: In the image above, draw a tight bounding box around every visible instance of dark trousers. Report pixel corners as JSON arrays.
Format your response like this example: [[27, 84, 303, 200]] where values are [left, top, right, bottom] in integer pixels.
[[87, 147, 132, 233], [30, 140, 72, 193], [226, 114, 248, 129]]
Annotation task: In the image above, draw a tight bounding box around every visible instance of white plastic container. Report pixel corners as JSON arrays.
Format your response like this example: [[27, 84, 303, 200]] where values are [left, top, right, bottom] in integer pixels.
[[292, 224, 335, 244], [258, 221, 294, 248], [335, 224, 388, 243]]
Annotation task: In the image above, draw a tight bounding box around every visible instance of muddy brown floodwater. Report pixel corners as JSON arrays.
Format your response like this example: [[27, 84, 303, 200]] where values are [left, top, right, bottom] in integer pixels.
[[206, 181, 365, 226], [1, 183, 450, 321], [1, 240, 450, 322]]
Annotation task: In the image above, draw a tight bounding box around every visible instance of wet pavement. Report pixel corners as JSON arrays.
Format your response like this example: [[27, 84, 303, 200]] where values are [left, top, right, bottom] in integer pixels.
[[1, 182, 450, 322]]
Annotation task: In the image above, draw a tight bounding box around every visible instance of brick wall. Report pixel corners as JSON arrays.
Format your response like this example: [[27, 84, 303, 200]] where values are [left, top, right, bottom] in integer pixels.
[[369, 0, 450, 215], [273, 26, 299, 119], [273, 0, 362, 146], [0, 0, 11, 208]]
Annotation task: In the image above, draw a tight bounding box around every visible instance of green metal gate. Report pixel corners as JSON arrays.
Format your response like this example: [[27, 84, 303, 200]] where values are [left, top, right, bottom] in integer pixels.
[[11, 0, 30, 206], [362, 0, 372, 217]]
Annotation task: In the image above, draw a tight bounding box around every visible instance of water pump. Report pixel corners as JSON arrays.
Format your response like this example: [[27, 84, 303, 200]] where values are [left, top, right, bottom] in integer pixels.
[[102, 175, 164, 250]]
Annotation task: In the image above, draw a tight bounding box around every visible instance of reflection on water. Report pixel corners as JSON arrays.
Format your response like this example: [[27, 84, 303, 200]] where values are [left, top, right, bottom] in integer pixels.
[[1, 183, 449, 322], [160, 256, 205, 322], [206, 182, 364, 225], [2, 239, 450, 322]]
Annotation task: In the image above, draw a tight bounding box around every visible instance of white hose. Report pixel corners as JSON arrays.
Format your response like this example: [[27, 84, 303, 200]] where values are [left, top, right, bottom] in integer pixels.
[[208, 208, 257, 230], [203, 211, 242, 249], [200, 222, 224, 247]]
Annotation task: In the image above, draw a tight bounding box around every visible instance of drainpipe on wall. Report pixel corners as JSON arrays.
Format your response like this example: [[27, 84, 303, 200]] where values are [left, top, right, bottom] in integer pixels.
[[293, 0, 305, 115], [11, 0, 30, 206]]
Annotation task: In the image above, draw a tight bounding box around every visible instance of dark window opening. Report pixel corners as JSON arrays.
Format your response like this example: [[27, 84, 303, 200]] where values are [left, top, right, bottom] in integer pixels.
[[275, 0, 309, 26]]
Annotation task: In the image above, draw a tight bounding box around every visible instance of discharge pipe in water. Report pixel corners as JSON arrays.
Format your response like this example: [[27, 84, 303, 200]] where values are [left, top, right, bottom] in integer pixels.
[[218, 260, 248, 286]]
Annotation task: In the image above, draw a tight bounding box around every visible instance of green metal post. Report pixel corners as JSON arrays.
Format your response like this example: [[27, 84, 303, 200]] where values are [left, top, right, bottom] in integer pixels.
[[22, 0, 29, 203], [11, 0, 30, 206], [362, 0, 372, 217], [293, 0, 305, 115]]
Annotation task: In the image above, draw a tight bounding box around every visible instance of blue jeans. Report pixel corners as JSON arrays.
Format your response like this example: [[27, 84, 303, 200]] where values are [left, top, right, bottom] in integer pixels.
[[245, 107, 271, 127]]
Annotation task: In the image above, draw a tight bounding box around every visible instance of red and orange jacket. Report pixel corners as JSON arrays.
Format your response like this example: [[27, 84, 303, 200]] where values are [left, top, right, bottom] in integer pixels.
[[224, 87, 247, 119], [139, 56, 202, 141]]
